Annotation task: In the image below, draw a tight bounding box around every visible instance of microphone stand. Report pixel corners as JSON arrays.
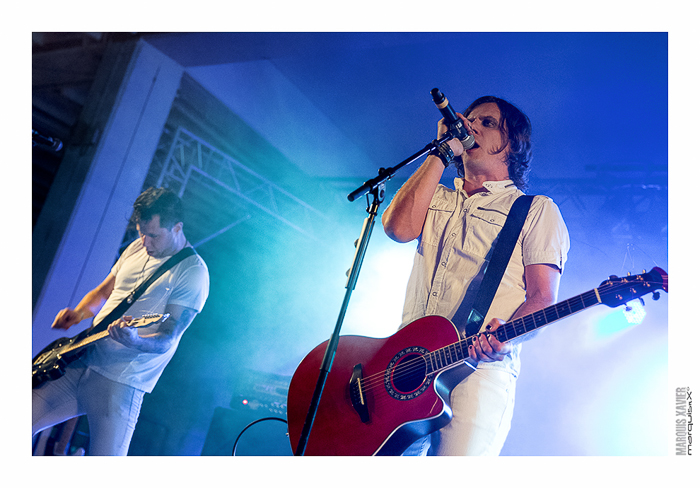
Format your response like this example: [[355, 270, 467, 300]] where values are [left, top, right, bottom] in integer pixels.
[[293, 130, 458, 456], [346, 132, 456, 203]]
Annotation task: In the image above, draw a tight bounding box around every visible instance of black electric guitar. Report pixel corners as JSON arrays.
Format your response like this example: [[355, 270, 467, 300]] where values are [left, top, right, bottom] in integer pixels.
[[32, 313, 169, 388], [287, 267, 668, 456]]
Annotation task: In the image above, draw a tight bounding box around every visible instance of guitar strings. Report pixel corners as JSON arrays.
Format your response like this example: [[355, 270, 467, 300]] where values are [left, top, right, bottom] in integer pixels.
[[363, 287, 602, 391], [355, 293, 585, 396], [297, 278, 665, 407], [59, 290, 171, 357], [352, 277, 664, 401]]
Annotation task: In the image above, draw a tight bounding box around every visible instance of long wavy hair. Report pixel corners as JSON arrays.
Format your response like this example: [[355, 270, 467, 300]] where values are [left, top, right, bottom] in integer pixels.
[[458, 96, 532, 191]]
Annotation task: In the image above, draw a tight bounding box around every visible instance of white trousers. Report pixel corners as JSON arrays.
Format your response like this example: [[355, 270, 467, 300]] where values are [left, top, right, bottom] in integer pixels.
[[402, 368, 517, 456], [32, 359, 145, 456]]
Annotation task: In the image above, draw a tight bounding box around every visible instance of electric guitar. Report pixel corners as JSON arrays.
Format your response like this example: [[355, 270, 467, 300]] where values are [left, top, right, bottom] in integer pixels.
[[287, 267, 668, 456], [32, 313, 169, 388]]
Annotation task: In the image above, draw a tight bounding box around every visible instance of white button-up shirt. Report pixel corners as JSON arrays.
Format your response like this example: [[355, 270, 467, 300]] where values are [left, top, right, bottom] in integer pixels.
[[399, 178, 570, 376]]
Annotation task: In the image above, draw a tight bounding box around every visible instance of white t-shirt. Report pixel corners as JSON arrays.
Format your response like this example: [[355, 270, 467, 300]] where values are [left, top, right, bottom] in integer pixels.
[[87, 239, 209, 392], [399, 179, 570, 377]]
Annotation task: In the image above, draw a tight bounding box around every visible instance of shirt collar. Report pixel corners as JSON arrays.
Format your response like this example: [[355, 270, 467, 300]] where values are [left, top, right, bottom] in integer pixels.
[[454, 178, 516, 194]]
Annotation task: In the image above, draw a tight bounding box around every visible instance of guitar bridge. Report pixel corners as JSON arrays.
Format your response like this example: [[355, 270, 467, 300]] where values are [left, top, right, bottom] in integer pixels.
[[349, 363, 370, 423]]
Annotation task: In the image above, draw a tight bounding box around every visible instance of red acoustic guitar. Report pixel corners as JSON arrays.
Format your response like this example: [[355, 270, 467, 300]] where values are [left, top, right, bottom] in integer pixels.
[[287, 267, 668, 456]]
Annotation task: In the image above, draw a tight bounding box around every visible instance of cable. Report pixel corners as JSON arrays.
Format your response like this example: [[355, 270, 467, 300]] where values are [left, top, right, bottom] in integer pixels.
[[231, 417, 288, 456]]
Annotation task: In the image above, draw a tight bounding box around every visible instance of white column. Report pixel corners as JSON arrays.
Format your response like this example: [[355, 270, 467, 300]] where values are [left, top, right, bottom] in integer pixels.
[[33, 40, 183, 355]]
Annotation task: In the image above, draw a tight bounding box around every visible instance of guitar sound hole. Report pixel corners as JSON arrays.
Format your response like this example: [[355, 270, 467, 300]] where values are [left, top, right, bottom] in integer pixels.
[[390, 353, 427, 394]]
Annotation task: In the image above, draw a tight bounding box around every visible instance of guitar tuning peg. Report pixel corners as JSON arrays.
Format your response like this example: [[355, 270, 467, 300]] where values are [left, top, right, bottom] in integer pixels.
[[627, 271, 631, 276], [652, 291, 660, 300]]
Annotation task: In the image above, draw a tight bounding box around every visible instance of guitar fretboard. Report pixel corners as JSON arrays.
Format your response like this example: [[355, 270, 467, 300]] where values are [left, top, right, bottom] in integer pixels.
[[64, 330, 111, 355], [424, 287, 603, 374], [60, 314, 166, 356], [495, 289, 602, 342]]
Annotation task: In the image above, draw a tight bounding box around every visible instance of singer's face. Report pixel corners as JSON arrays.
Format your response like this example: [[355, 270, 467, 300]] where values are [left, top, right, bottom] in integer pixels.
[[462, 102, 509, 168]]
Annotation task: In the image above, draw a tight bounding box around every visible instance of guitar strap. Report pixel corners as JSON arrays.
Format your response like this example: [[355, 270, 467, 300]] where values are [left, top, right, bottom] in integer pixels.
[[89, 246, 196, 334], [460, 195, 534, 338]]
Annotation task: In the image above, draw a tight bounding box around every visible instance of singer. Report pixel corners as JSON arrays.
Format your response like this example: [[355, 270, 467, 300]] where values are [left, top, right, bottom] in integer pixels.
[[382, 96, 570, 455]]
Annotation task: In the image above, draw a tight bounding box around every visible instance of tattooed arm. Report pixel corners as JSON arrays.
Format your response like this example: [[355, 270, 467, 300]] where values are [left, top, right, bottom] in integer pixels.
[[107, 304, 198, 354]]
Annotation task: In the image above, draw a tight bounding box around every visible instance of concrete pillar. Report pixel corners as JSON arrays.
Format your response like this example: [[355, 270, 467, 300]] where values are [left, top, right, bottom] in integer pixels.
[[32, 39, 183, 356]]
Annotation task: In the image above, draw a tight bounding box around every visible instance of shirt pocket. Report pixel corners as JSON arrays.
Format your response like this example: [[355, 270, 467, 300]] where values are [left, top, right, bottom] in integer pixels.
[[421, 199, 455, 247], [465, 206, 508, 258]]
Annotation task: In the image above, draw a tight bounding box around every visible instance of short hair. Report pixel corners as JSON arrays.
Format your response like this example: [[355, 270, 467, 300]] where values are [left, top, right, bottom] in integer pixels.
[[458, 96, 532, 191], [130, 187, 184, 229]]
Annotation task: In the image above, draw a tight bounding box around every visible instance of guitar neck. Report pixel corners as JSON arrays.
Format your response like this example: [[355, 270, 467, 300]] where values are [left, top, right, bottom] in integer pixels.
[[60, 314, 168, 355], [494, 287, 602, 343], [425, 287, 602, 374], [63, 329, 111, 356]]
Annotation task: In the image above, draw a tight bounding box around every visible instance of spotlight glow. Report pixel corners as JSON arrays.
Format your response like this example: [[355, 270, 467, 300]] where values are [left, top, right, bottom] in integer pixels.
[[343, 236, 417, 338], [595, 306, 641, 339], [622, 299, 646, 325]]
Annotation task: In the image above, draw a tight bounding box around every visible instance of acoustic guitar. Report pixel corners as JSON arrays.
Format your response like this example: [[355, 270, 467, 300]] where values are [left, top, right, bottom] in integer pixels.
[[287, 268, 668, 455]]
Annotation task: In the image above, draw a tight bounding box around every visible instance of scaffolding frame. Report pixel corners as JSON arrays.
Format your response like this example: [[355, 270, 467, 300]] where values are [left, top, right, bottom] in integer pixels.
[[155, 127, 330, 246]]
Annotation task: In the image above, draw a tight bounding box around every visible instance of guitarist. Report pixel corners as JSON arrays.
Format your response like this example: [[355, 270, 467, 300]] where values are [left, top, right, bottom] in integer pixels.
[[32, 187, 209, 455], [382, 96, 570, 456]]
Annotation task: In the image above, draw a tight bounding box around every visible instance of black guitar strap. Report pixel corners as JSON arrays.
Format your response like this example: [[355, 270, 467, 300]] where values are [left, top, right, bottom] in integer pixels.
[[461, 195, 534, 338], [89, 246, 196, 334]]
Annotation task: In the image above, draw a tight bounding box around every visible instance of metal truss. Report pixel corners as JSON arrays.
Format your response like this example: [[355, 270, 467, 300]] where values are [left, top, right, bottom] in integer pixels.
[[529, 172, 668, 244], [154, 127, 331, 246], [530, 172, 667, 217]]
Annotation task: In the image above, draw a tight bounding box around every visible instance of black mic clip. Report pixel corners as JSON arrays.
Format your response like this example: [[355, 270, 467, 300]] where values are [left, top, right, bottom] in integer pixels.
[[444, 118, 469, 144]]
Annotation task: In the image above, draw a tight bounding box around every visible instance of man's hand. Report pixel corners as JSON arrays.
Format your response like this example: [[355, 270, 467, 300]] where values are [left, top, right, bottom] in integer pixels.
[[50, 274, 115, 331], [437, 112, 469, 158], [51, 308, 86, 330], [468, 318, 513, 363], [105, 305, 198, 353], [107, 315, 141, 348]]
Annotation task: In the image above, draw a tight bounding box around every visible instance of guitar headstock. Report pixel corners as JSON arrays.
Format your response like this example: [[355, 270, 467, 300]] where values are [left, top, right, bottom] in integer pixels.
[[598, 267, 668, 308], [129, 313, 170, 329]]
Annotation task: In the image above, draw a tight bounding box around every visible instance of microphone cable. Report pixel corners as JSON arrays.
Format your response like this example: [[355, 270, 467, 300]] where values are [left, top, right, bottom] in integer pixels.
[[231, 417, 288, 456]]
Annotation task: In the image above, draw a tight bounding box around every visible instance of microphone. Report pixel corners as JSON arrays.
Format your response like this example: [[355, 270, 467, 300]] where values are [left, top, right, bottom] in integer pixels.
[[32, 130, 63, 152], [430, 88, 475, 150]]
